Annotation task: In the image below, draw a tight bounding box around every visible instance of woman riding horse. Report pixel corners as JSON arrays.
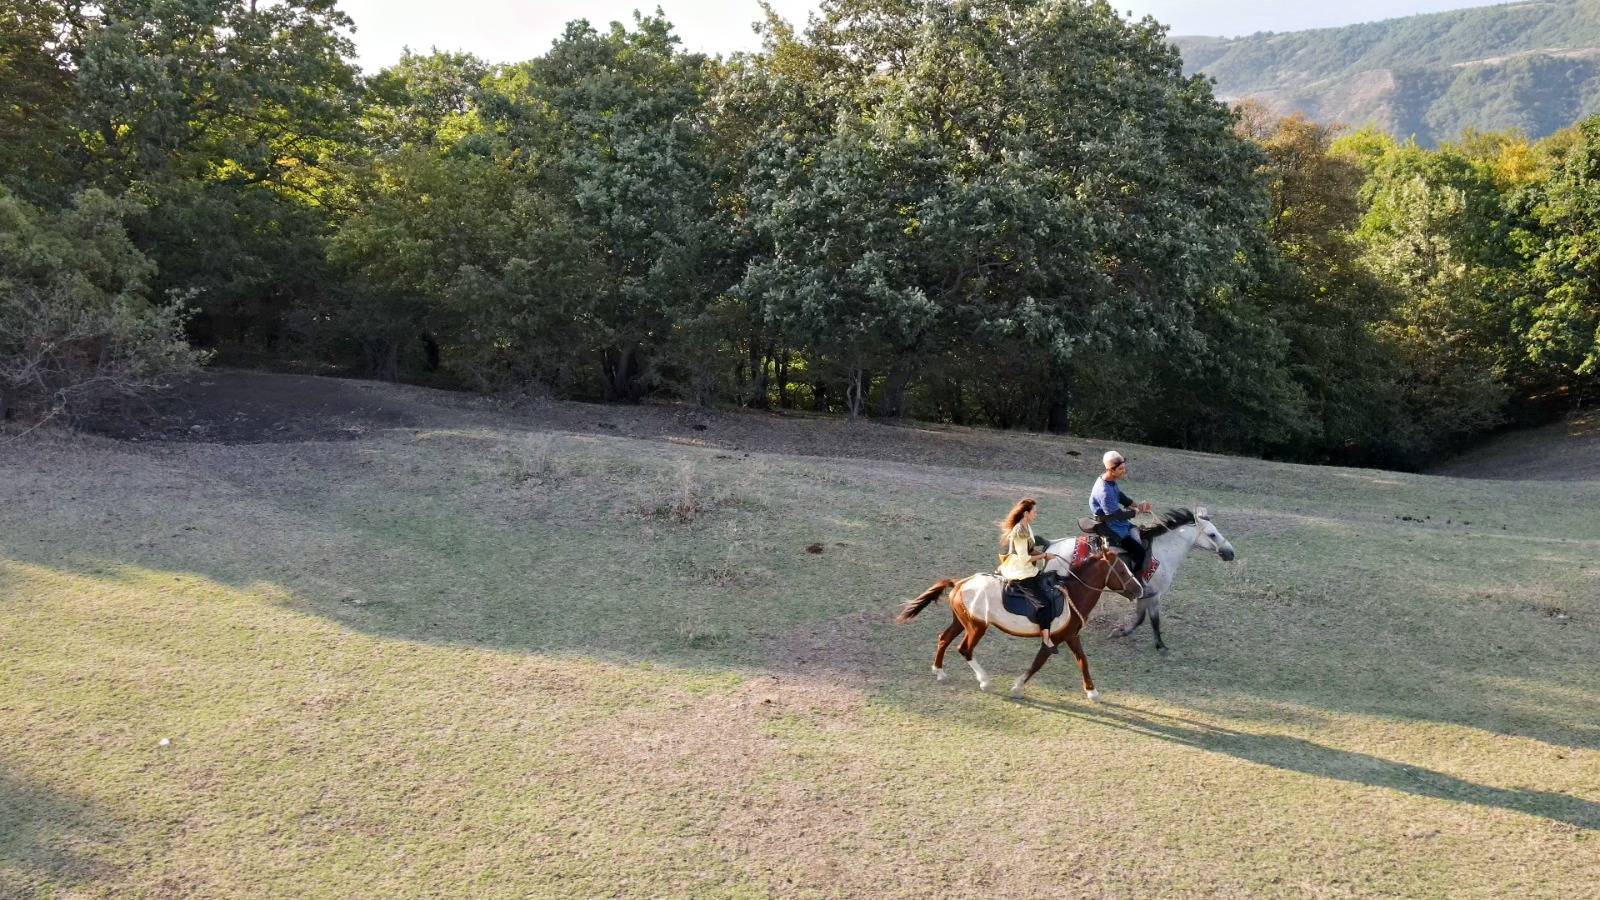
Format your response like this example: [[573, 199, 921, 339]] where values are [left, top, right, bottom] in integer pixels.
[[996, 498, 1063, 647]]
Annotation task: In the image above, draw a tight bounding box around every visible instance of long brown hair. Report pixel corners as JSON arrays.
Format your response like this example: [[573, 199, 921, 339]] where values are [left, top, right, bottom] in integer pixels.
[[997, 498, 1037, 547]]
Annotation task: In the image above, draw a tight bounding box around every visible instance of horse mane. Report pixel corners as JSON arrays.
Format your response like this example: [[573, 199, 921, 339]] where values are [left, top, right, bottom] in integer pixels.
[[1141, 507, 1196, 540]]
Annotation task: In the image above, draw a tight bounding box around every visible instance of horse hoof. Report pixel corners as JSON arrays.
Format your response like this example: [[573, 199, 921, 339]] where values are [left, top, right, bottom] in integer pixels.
[[979, 680, 992, 692], [1085, 689, 1100, 702], [932, 667, 947, 682], [1009, 679, 1025, 698]]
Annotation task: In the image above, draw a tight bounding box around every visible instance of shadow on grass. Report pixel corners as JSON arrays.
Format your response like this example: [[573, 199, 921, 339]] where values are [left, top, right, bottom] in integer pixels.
[[0, 768, 118, 894], [3, 425, 1596, 759], [5, 519, 1598, 758], [1007, 699, 1600, 831]]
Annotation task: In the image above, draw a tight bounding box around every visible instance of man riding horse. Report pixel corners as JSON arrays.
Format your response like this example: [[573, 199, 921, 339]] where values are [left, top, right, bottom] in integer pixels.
[[1090, 450, 1156, 599], [897, 483, 1237, 696]]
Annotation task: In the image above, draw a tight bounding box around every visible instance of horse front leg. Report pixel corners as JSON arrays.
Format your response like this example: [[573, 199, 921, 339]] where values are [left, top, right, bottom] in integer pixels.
[[1114, 599, 1148, 638], [1010, 643, 1056, 698], [1064, 633, 1098, 701], [1147, 597, 1165, 652], [932, 617, 962, 682]]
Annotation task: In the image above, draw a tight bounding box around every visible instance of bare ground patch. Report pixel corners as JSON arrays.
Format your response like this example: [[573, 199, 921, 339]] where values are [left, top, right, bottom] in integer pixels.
[[754, 609, 897, 693], [76, 370, 456, 443], [61, 370, 1257, 488], [1430, 413, 1600, 481]]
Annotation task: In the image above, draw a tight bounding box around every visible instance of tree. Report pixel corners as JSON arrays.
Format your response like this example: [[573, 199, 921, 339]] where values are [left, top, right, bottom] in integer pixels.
[[1511, 117, 1600, 394], [0, 186, 204, 421], [513, 14, 731, 402], [58, 1, 364, 344], [361, 50, 491, 155], [328, 149, 594, 387], [1233, 107, 1411, 462], [735, 0, 1272, 429], [0, 0, 76, 198], [1355, 144, 1514, 460]]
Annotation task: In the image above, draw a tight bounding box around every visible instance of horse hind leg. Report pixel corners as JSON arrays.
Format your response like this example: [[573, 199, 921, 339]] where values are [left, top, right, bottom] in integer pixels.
[[931, 617, 962, 682], [957, 621, 992, 691]]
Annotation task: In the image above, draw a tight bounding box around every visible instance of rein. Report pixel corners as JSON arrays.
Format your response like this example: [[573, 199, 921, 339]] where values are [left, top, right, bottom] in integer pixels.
[[1055, 551, 1135, 630]]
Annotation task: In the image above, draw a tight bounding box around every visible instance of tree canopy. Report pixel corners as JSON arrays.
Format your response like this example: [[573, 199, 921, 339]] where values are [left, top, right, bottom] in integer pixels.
[[3, 0, 1597, 468]]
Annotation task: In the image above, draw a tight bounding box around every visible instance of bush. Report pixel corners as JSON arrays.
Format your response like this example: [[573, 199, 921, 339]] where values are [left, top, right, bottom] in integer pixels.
[[0, 188, 206, 422]]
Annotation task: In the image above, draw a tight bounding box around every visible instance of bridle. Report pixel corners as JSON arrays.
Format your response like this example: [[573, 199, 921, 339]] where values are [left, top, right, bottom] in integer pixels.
[[1055, 539, 1138, 628]]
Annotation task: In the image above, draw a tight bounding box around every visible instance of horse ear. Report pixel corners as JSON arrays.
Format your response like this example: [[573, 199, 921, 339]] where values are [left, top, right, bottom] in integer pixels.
[[1196, 506, 1211, 521]]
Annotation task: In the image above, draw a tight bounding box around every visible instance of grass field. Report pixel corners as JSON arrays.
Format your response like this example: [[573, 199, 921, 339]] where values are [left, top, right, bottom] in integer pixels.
[[3, 375, 1597, 897]]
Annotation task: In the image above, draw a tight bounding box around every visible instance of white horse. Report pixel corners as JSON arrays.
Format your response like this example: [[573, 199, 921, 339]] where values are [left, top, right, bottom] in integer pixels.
[[1105, 507, 1236, 650]]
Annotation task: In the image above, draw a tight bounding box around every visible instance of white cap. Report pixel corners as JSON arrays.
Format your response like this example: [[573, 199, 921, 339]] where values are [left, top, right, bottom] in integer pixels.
[[1102, 450, 1125, 469]]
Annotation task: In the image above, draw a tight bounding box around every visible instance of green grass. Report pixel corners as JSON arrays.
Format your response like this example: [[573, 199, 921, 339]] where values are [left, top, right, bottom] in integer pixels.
[[2, 408, 1597, 897]]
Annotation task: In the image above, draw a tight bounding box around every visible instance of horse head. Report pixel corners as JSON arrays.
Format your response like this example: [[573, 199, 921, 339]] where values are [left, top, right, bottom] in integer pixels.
[[1100, 544, 1144, 600], [1190, 506, 1236, 562]]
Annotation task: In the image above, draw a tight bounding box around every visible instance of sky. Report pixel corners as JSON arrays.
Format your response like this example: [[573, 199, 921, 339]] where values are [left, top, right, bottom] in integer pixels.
[[332, 1, 1505, 72]]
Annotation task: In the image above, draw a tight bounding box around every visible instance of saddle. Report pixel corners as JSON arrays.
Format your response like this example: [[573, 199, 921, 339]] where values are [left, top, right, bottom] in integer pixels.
[[1073, 521, 1159, 581], [997, 534, 1088, 627], [1000, 572, 1065, 628]]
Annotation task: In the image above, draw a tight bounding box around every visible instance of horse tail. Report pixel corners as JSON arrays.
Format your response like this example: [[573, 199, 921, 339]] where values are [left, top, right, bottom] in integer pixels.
[[896, 579, 956, 623]]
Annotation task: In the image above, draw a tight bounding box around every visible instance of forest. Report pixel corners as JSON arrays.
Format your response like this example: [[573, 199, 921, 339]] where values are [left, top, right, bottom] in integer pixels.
[[3, 0, 1600, 468]]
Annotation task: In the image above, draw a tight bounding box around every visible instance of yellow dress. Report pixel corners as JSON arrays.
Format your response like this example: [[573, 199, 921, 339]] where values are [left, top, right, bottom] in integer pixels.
[[998, 523, 1041, 581]]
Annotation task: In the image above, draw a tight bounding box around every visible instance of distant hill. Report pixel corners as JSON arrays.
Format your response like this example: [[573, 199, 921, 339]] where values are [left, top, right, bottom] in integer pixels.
[[1174, 1, 1600, 145]]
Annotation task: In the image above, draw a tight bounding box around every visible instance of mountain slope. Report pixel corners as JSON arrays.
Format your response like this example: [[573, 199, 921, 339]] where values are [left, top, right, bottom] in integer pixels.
[[1175, 1, 1600, 144]]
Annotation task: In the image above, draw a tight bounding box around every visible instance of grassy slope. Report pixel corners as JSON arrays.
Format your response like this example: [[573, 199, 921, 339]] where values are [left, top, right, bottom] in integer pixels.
[[2, 386, 1597, 897]]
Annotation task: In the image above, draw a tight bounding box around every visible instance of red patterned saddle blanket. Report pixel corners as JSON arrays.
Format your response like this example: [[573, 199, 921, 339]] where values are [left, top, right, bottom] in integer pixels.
[[1068, 535, 1158, 581]]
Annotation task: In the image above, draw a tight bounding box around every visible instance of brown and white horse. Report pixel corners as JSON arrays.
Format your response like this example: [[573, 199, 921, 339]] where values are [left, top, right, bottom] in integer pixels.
[[895, 538, 1140, 700]]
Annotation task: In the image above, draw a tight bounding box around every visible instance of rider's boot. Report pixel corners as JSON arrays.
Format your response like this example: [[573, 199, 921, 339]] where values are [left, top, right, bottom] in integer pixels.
[[1126, 550, 1157, 599]]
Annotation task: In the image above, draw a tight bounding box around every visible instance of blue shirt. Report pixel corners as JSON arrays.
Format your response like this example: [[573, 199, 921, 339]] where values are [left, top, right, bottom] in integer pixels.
[[1091, 476, 1132, 538]]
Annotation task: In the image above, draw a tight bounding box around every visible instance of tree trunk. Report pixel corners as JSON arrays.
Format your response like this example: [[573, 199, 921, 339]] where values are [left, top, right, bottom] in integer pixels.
[[363, 336, 399, 381], [877, 366, 911, 419], [380, 341, 399, 382], [601, 345, 642, 402], [946, 378, 966, 426], [694, 354, 714, 408], [421, 333, 441, 372], [747, 341, 770, 409], [1046, 361, 1071, 434], [846, 367, 865, 423], [776, 350, 791, 409], [1047, 396, 1069, 434]]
